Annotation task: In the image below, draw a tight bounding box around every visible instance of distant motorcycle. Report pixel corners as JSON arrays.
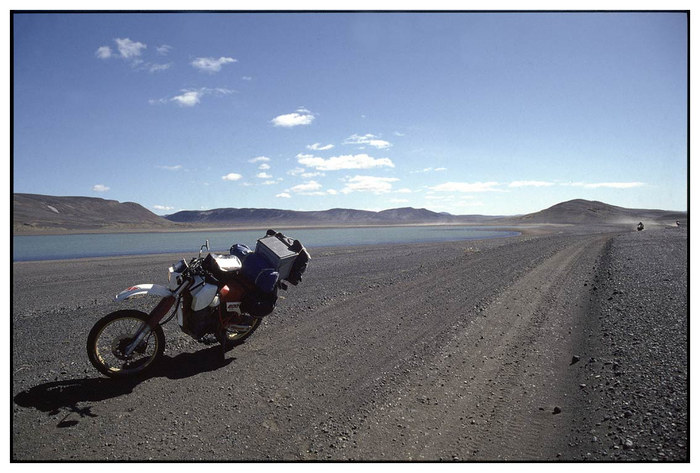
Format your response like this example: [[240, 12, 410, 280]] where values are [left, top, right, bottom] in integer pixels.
[[87, 231, 309, 378]]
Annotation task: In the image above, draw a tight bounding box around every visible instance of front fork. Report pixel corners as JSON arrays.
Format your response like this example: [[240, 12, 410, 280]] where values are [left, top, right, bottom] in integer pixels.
[[124, 296, 176, 356]]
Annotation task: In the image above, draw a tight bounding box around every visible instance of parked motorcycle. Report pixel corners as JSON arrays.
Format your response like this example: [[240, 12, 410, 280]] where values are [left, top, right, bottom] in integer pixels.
[[87, 231, 309, 378]]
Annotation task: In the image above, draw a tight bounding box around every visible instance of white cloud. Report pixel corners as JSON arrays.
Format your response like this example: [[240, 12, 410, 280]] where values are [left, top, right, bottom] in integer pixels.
[[115, 38, 146, 59], [172, 90, 203, 107], [341, 175, 399, 195], [151, 88, 236, 107], [95, 46, 112, 59], [249, 156, 271, 163], [153, 204, 174, 211], [509, 180, 555, 188], [568, 181, 646, 189], [156, 44, 173, 55], [257, 172, 272, 179], [307, 142, 334, 151], [242, 76, 252, 81], [344, 134, 392, 149], [290, 181, 322, 193], [276, 192, 291, 198], [297, 153, 394, 171], [395, 188, 413, 194], [148, 63, 172, 73], [271, 108, 315, 127], [156, 164, 182, 171], [411, 167, 448, 174], [222, 173, 243, 181], [430, 182, 501, 193], [191, 56, 237, 73], [258, 163, 271, 170], [92, 184, 110, 192]]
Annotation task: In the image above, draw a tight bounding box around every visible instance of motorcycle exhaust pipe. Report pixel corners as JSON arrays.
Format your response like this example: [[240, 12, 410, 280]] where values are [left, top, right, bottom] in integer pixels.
[[227, 324, 253, 331]]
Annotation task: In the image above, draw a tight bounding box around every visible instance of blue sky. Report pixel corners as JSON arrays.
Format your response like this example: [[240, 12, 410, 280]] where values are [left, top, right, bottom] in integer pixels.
[[12, 11, 688, 215]]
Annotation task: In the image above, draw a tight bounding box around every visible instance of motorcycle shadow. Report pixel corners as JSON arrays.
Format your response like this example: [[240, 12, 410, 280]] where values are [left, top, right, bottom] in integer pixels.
[[13, 345, 236, 424]]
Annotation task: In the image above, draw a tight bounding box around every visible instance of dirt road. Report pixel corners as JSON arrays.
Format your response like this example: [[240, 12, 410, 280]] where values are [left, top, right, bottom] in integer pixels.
[[11, 227, 688, 461]]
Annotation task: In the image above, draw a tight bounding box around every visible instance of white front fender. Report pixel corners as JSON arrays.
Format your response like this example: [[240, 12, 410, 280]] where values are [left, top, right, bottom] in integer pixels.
[[116, 284, 173, 302]]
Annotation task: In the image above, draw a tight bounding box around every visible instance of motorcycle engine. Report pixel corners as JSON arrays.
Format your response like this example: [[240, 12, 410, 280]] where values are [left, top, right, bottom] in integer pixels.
[[183, 307, 218, 339]]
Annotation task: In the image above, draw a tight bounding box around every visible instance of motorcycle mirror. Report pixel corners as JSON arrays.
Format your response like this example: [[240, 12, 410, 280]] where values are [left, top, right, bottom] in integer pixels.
[[199, 239, 210, 258]]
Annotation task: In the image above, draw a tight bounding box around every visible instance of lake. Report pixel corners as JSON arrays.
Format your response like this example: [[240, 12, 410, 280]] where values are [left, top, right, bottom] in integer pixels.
[[12, 226, 520, 262]]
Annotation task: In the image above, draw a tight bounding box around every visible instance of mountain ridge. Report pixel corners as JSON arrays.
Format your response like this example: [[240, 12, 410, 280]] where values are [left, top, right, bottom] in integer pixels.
[[12, 193, 686, 235]]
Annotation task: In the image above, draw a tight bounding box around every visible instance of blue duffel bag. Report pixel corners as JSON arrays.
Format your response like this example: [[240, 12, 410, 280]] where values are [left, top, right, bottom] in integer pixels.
[[230, 243, 253, 262], [241, 253, 279, 293]]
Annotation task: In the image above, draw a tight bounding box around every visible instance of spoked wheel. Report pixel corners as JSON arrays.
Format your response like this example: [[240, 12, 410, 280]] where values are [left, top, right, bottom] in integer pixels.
[[87, 310, 165, 378], [216, 314, 262, 350]]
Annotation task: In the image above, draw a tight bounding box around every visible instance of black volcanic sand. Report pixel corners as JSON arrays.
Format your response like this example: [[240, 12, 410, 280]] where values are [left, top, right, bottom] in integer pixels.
[[11, 224, 687, 461]]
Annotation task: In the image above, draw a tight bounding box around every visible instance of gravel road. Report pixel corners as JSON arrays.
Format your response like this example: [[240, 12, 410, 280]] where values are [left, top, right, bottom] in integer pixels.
[[11, 225, 688, 461]]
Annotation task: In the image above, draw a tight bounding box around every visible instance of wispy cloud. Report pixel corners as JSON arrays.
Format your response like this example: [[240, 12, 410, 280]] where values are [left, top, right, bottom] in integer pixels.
[[222, 173, 243, 181], [153, 204, 174, 211], [344, 133, 392, 149], [258, 163, 271, 170], [256, 172, 273, 179], [249, 156, 271, 163], [411, 167, 447, 174], [297, 153, 394, 171], [276, 192, 291, 198], [92, 184, 110, 192], [567, 181, 646, 189], [341, 175, 399, 195], [509, 180, 555, 188], [430, 182, 501, 193], [115, 38, 147, 59], [150, 87, 236, 107], [271, 108, 315, 127], [307, 142, 334, 151], [147, 63, 172, 73], [156, 44, 173, 56], [191, 56, 237, 73], [156, 164, 183, 171]]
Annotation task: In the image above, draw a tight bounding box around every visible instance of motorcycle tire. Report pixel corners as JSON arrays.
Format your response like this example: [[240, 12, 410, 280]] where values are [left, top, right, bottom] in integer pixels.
[[87, 310, 165, 378], [215, 316, 262, 351]]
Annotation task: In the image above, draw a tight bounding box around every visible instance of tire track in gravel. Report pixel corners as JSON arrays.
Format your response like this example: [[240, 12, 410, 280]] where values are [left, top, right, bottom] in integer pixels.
[[221, 234, 610, 460], [339, 233, 612, 460]]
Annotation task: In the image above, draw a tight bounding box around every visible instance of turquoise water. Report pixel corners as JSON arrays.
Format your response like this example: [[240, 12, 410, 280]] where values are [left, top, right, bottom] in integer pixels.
[[12, 226, 519, 262]]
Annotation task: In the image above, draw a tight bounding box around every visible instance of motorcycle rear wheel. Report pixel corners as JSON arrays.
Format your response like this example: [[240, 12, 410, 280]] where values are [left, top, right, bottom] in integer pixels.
[[87, 310, 165, 378], [216, 316, 262, 350]]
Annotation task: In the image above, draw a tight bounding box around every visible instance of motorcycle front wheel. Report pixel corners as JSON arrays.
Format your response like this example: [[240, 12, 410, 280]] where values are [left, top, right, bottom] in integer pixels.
[[87, 310, 165, 378]]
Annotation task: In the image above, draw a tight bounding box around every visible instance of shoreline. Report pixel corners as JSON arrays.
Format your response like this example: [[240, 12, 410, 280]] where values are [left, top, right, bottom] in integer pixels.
[[12, 224, 546, 264], [12, 221, 574, 237]]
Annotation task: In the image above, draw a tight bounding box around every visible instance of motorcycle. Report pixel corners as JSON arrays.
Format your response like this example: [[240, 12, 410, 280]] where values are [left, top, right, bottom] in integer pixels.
[[87, 233, 309, 378]]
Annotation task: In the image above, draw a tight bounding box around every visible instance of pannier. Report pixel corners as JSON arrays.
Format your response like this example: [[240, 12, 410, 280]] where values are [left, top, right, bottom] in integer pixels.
[[255, 231, 300, 281], [229, 229, 310, 317]]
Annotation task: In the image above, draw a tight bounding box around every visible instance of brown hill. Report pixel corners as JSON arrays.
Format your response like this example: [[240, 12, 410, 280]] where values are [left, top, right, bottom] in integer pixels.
[[13, 193, 178, 233], [497, 199, 686, 225]]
